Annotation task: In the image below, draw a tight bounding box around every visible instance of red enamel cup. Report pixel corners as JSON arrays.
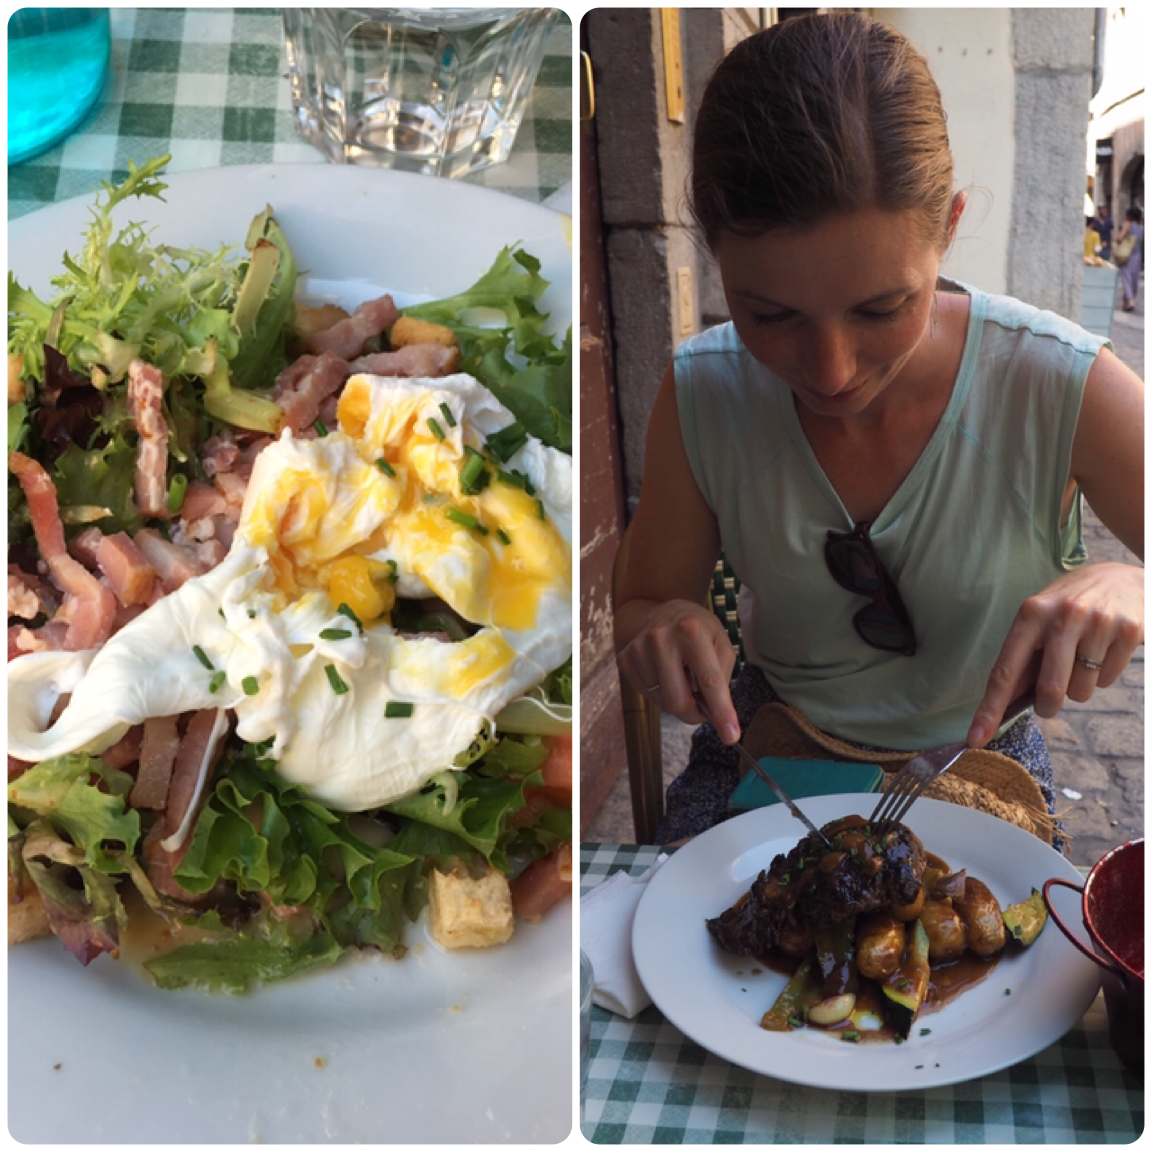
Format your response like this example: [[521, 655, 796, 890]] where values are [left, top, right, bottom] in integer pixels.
[[1044, 839, 1144, 1080]]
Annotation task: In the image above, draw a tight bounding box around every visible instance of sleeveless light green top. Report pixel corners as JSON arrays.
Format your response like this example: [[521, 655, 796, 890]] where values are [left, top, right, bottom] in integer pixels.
[[674, 280, 1108, 749]]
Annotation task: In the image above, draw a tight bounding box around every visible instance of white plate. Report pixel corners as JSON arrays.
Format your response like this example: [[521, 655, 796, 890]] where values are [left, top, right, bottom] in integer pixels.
[[7, 164, 573, 1144], [632, 795, 1101, 1092]]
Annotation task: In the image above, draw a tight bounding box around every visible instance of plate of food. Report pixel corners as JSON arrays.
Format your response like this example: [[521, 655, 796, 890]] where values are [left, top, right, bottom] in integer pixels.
[[7, 160, 573, 1143], [632, 795, 1101, 1092]]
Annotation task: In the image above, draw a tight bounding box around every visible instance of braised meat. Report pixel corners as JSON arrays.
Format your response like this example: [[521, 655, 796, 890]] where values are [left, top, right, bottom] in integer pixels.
[[707, 816, 926, 957]]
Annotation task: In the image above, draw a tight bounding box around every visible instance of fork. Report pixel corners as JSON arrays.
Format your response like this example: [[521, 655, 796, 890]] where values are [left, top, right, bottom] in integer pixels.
[[869, 689, 1037, 829]]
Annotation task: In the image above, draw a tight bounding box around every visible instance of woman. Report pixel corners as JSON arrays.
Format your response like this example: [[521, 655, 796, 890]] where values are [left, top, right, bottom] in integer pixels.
[[1116, 206, 1144, 312], [614, 13, 1144, 844]]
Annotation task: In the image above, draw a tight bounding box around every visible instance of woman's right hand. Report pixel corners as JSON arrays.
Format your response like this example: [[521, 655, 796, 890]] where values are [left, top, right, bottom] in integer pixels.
[[617, 598, 741, 743]]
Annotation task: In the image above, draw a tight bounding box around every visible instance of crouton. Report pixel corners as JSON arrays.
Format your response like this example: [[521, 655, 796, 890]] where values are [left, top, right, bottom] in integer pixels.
[[8, 870, 50, 946], [390, 315, 458, 351], [428, 863, 514, 950]]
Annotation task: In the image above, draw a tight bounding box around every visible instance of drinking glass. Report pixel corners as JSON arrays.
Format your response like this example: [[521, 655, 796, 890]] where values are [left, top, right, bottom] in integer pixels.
[[283, 7, 560, 178], [7, 8, 111, 164]]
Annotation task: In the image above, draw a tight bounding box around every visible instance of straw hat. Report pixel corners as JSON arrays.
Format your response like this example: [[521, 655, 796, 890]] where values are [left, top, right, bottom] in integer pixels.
[[742, 701, 1059, 846]]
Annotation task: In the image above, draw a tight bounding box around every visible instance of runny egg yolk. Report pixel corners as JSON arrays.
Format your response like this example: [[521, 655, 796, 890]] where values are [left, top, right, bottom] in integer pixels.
[[325, 555, 396, 624], [238, 376, 569, 635], [335, 377, 570, 632]]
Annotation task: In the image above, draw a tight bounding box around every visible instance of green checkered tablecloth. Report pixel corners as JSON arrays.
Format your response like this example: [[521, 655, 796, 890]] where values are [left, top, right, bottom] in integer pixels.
[[580, 844, 1144, 1145], [7, 7, 572, 219]]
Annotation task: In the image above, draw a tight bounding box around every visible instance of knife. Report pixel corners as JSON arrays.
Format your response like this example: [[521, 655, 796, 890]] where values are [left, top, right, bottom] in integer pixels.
[[688, 676, 832, 846]]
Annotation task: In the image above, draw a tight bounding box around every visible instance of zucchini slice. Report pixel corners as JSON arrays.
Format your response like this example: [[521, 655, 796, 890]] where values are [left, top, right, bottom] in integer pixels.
[[1002, 887, 1048, 946], [881, 917, 930, 1039], [761, 954, 821, 1031]]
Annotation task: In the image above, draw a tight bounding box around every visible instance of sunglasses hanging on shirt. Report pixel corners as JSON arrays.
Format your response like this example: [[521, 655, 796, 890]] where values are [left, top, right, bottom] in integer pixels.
[[824, 520, 917, 656]]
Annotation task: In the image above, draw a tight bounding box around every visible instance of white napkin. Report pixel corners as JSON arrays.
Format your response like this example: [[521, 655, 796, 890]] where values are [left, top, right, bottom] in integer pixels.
[[580, 855, 668, 1018]]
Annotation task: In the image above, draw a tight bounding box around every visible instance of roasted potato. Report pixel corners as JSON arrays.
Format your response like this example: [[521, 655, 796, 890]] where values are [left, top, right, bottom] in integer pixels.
[[856, 910, 906, 979], [891, 884, 925, 921], [953, 876, 1006, 957], [920, 898, 967, 962]]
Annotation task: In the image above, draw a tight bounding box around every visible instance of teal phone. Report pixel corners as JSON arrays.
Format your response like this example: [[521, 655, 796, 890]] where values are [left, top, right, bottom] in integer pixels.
[[728, 757, 885, 812]]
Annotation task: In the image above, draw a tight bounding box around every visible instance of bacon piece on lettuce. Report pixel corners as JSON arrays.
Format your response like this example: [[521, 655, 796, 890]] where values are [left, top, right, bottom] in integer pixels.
[[8, 452, 116, 651]]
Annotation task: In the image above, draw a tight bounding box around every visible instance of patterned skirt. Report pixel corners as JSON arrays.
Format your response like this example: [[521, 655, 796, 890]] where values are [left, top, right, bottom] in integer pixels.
[[654, 663, 1061, 849]]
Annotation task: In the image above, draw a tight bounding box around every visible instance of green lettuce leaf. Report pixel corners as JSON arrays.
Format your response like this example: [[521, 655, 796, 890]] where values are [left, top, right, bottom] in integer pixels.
[[384, 767, 540, 874], [8, 155, 240, 388], [144, 932, 343, 994], [52, 428, 143, 535], [8, 753, 140, 868], [174, 743, 418, 955], [401, 246, 572, 452]]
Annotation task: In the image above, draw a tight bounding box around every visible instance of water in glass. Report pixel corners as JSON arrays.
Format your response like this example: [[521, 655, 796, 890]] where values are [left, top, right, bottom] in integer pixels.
[[283, 7, 559, 177]]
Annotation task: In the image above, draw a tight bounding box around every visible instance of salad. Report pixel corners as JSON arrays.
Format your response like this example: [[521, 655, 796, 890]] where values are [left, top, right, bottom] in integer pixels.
[[7, 156, 573, 993]]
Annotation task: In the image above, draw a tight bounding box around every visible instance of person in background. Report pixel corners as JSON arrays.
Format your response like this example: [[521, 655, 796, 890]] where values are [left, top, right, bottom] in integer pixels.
[[1090, 204, 1114, 261], [1115, 206, 1144, 312], [614, 12, 1144, 845]]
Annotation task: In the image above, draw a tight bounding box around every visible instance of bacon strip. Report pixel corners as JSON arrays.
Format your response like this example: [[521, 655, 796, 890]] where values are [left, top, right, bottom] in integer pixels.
[[8, 570, 48, 620], [100, 724, 144, 769], [8, 452, 116, 651], [127, 359, 169, 518], [178, 480, 228, 521], [350, 343, 460, 378], [164, 709, 228, 836], [143, 709, 229, 904], [130, 715, 181, 810], [272, 350, 350, 434], [305, 294, 397, 358], [200, 432, 242, 479], [71, 527, 156, 607], [510, 844, 573, 922], [133, 528, 206, 593]]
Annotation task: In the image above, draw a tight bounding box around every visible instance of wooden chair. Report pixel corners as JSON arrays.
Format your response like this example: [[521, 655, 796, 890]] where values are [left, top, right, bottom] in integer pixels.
[[611, 524, 746, 842]]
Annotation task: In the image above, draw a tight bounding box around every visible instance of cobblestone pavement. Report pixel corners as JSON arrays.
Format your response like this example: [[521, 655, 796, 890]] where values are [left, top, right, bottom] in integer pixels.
[[586, 283, 1144, 868], [1045, 275, 1143, 866]]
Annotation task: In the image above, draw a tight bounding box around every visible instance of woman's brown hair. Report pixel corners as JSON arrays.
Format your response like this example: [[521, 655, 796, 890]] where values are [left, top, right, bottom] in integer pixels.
[[690, 12, 955, 251]]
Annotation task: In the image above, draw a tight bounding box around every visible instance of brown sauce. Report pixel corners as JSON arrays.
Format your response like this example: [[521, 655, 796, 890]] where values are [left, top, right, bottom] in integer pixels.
[[115, 889, 219, 969], [924, 950, 1001, 1012], [757, 940, 1003, 1042]]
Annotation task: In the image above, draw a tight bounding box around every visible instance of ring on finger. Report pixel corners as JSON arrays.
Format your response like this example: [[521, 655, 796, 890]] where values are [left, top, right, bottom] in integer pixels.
[[1074, 653, 1104, 671], [645, 682, 661, 693]]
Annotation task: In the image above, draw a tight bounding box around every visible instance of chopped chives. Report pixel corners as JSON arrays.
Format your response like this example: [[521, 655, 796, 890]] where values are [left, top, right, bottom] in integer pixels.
[[385, 701, 414, 718], [192, 645, 214, 670], [427, 416, 445, 441], [314, 418, 328, 437], [496, 468, 534, 495], [208, 671, 226, 693], [496, 527, 512, 546], [439, 402, 457, 428], [486, 421, 528, 463], [324, 664, 349, 695], [445, 506, 481, 530], [167, 473, 188, 515], [375, 457, 396, 477], [319, 628, 353, 640], [386, 559, 399, 583], [536, 498, 547, 520], [460, 452, 486, 493], [337, 603, 364, 631], [242, 676, 260, 696]]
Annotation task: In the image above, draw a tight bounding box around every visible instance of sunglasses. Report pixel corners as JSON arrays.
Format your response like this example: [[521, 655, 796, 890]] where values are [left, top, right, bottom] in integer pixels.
[[824, 520, 917, 656]]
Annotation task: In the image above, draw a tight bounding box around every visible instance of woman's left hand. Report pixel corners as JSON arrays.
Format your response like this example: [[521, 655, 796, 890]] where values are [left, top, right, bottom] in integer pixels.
[[968, 561, 1144, 746]]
